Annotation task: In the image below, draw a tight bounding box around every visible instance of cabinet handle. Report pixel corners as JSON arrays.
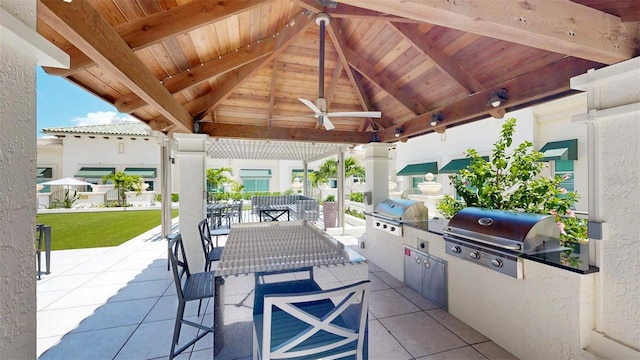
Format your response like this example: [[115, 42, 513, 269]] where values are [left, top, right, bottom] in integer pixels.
[[424, 260, 431, 268], [415, 256, 421, 264]]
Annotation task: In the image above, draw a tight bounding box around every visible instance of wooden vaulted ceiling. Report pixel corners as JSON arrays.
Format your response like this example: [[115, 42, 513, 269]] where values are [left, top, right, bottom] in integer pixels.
[[37, 0, 639, 145]]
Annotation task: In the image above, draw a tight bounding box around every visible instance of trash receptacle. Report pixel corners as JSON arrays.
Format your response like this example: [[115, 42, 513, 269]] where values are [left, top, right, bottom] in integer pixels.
[[214, 276, 225, 355]]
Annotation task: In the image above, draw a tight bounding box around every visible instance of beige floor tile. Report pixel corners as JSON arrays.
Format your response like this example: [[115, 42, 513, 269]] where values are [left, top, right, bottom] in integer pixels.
[[472, 341, 519, 360], [417, 345, 487, 359], [380, 312, 466, 358], [368, 319, 412, 360], [369, 288, 421, 318], [427, 308, 489, 344], [395, 286, 441, 311]]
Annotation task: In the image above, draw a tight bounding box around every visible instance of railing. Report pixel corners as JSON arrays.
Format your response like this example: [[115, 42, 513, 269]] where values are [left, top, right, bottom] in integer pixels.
[[105, 188, 124, 206]]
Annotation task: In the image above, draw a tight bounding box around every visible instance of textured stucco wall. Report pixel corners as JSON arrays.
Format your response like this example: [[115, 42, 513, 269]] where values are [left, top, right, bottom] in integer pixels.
[[403, 228, 598, 360], [0, 0, 38, 358], [585, 63, 640, 352]]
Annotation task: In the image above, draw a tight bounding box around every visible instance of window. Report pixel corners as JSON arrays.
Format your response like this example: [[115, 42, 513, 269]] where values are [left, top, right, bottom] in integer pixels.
[[37, 167, 52, 193], [242, 179, 269, 192], [411, 177, 422, 194], [240, 169, 272, 193], [554, 160, 575, 194]]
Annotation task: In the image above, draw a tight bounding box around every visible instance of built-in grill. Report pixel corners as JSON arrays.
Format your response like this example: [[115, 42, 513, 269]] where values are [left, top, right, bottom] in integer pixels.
[[443, 207, 563, 278], [370, 199, 428, 236]]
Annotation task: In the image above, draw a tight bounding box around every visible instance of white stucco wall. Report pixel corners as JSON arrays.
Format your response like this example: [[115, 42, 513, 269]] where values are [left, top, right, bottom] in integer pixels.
[[396, 108, 536, 197], [0, 1, 38, 358], [571, 59, 640, 357]]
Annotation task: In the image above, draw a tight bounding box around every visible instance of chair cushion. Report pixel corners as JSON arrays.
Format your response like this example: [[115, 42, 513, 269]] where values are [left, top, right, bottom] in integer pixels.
[[253, 298, 354, 360]]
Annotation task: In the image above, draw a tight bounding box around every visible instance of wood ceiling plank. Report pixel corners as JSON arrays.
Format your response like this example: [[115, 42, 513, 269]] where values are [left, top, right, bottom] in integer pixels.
[[115, 37, 276, 113], [334, 0, 637, 64], [293, 0, 423, 23], [198, 12, 315, 119], [392, 23, 485, 94], [39, 0, 192, 133], [379, 57, 603, 142], [200, 123, 374, 143], [43, 0, 267, 76], [345, 47, 427, 115]]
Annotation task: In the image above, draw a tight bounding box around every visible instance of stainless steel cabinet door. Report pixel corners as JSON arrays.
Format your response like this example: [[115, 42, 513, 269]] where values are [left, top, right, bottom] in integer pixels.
[[422, 254, 447, 308], [403, 246, 423, 293]]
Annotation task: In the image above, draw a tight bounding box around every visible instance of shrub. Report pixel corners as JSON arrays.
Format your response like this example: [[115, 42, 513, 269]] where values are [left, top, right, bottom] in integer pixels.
[[171, 193, 179, 202], [349, 192, 363, 203]]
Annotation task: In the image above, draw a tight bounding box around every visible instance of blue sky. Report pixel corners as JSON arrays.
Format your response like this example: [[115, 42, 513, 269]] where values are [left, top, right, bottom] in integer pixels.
[[36, 67, 135, 137]]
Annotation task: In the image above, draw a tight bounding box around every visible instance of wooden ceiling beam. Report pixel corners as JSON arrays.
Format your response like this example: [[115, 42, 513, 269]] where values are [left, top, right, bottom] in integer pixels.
[[114, 37, 276, 114], [39, 0, 192, 133], [42, 0, 267, 77], [392, 23, 485, 94], [345, 47, 427, 115], [334, 0, 638, 65], [379, 57, 603, 142], [293, 0, 423, 23], [266, 58, 279, 127], [326, 18, 390, 131], [198, 12, 315, 119], [200, 123, 374, 144]]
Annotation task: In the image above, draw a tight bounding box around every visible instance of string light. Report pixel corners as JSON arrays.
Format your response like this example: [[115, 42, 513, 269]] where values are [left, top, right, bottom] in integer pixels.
[[157, 12, 304, 83]]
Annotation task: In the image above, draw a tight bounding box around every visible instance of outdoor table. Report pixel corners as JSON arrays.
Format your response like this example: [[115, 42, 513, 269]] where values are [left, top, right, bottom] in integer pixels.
[[207, 203, 232, 228], [216, 220, 367, 277]]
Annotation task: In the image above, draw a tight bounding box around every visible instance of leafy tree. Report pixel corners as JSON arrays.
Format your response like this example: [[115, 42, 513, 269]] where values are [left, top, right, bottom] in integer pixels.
[[206, 167, 234, 193], [437, 118, 586, 247], [314, 156, 365, 186], [102, 171, 142, 207]]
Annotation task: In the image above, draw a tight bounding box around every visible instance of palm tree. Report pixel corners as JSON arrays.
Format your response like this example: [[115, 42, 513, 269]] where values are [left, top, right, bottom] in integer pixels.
[[102, 171, 142, 207], [313, 156, 365, 189], [206, 167, 234, 194]]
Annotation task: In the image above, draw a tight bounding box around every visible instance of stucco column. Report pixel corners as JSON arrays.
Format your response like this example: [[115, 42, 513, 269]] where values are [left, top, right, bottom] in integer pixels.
[[571, 57, 640, 359], [173, 133, 208, 272], [363, 143, 391, 212]]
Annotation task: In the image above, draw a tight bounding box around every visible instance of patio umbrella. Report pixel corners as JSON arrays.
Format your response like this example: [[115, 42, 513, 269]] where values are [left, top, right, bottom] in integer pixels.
[[40, 177, 94, 189]]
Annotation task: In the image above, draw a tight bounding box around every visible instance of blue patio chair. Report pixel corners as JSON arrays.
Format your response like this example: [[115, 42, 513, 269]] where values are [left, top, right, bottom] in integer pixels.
[[198, 218, 226, 271], [168, 233, 215, 359], [253, 280, 370, 360]]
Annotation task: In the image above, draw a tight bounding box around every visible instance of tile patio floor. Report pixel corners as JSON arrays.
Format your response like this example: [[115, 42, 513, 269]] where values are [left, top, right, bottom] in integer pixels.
[[36, 218, 518, 360]]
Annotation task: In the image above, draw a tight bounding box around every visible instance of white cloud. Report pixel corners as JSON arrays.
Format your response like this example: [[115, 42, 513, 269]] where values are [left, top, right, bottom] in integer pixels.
[[70, 111, 136, 126]]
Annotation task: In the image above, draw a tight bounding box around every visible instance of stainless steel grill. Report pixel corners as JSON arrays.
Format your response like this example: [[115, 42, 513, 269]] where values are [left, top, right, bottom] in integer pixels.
[[370, 199, 428, 236], [443, 207, 563, 278]]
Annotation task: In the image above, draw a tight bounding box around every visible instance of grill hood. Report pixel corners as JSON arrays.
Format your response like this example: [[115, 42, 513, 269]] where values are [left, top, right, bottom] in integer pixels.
[[373, 199, 428, 223], [444, 207, 562, 254]]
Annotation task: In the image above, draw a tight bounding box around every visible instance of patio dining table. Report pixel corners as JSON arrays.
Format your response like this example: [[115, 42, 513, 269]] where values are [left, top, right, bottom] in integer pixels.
[[216, 220, 367, 277]]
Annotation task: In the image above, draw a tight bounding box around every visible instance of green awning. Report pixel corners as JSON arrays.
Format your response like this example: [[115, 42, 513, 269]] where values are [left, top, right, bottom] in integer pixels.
[[37, 167, 52, 178], [439, 156, 489, 174], [124, 167, 157, 178], [397, 162, 439, 176], [239, 169, 272, 178], [539, 139, 578, 161], [75, 167, 115, 178]]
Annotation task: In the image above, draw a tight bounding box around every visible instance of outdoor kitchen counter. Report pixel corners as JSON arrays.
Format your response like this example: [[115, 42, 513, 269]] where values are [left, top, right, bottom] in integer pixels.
[[400, 222, 599, 360], [404, 219, 599, 275]]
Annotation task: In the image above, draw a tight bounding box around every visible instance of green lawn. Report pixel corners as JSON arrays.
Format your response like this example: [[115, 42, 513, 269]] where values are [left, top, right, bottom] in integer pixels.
[[36, 209, 179, 250]]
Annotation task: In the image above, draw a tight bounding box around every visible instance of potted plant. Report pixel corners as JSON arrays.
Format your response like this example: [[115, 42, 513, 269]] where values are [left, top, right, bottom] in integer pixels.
[[323, 194, 338, 229], [437, 118, 587, 260]]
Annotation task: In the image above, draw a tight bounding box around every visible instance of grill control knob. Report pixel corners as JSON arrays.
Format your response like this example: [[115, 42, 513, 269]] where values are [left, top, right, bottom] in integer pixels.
[[375, 222, 381, 227], [390, 226, 396, 232], [469, 251, 480, 260], [451, 246, 462, 254], [491, 258, 503, 268], [382, 224, 388, 229]]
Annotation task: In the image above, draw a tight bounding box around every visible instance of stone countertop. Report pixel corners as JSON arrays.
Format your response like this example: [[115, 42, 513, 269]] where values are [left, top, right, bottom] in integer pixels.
[[403, 219, 599, 275]]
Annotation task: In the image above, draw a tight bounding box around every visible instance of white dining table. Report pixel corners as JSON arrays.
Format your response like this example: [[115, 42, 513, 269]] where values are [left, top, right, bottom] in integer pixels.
[[216, 220, 367, 276]]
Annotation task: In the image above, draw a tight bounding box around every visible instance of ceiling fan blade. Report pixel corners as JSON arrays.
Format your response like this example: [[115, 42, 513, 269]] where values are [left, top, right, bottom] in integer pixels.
[[321, 115, 335, 130], [326, 111, 382, 118], [298, 98, 323, 115]]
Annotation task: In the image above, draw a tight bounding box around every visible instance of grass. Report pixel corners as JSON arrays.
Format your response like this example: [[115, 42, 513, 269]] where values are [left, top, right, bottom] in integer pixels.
[[36, 209, 179, 250]]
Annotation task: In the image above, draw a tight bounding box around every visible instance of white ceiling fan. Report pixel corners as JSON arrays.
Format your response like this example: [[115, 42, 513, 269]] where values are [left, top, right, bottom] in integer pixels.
[[299, 12, 381, 131]]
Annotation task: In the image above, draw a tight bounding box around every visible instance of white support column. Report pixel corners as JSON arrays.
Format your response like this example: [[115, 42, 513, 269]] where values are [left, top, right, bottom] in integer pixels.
[[173, 133, 208, 272], [571, 57, 640, 360], [363, 143, 391, 212], [337, 150, 345, 228]]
